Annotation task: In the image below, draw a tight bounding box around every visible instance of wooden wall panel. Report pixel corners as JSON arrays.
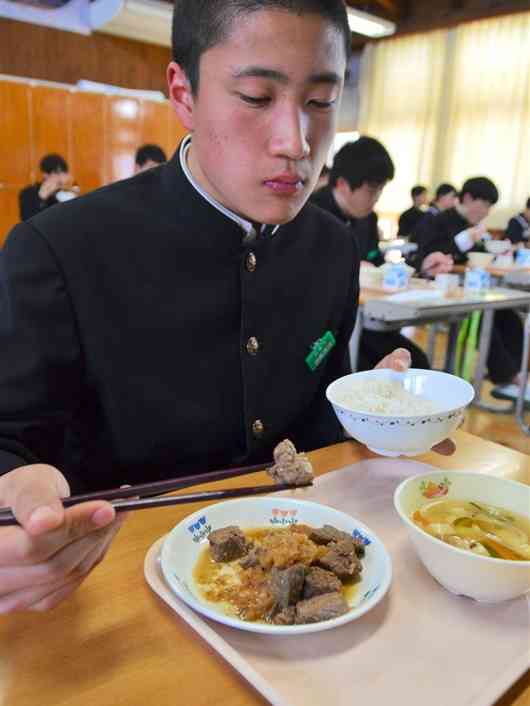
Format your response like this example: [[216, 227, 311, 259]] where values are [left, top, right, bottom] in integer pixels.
[[105, 96, 142, 183], [140, 100, 171, 159], [0, 187, 22, 244], [0, 77, 187, 246], [0, 19, 171, 94], [70, 91, 107, 193], [168, 109, 188, 157], [0, 81, 32, 186], [30, 85, 71, 179]]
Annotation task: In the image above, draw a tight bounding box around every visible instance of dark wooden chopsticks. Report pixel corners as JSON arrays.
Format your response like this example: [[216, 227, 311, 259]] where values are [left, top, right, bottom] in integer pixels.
[[0, 460, 313, 526], [55, 460, 274, 507]]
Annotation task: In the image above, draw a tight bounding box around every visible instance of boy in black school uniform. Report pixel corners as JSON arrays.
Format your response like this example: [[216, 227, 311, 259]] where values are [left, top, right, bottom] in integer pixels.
[[311, 138, 388, 267], [397, 185, 428, 237], [18, 154, 75, 221], [415, 177, 497, 265], [312, 137, 432, 370], [416, 182, 457, 223], [416, 177, 524, 387], [505, 197, 530, 245], [1, 0, 456, 616], [409, 183, 457, 248], [134, 144, 167, 174]]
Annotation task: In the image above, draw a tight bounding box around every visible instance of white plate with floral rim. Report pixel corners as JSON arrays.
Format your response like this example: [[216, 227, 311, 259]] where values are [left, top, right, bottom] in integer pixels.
[[160, 496, 392, 635]]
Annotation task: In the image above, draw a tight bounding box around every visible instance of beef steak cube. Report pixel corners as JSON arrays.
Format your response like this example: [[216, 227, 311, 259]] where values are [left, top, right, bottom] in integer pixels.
[[295, 592, 349, 624], [273, 439, 298, 466], [269, 564, 306, 611], [303, 567, 342, 599], [317, 539, 362, 581], [272, 606, 296, 625], [310, 526, 366, 557], [208, 526, 247, 562], [267, 457, 314, 486], [309, 524, 352, 546]]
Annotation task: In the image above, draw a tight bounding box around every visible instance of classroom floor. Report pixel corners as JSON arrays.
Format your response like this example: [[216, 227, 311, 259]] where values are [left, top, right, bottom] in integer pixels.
[[412, 327, 530, 456]]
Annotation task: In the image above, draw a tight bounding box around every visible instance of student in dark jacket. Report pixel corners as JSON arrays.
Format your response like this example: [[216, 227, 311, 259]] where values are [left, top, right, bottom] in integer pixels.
[[397, 185, 428, 237], [134, 144, 167, 174], [18, 154, 74, 221], [312, 137, 431, 371], [505, 197, 530, 245], [415, 177, 499, 265], [410, 183, 457, 243], [312, 168, 384, 267], [1, 0, 454, 617], [416, 177, 524, 386]]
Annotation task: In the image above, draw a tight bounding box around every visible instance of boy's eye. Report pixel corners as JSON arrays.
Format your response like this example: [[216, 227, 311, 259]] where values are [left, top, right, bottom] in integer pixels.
[[309, 100, 335, 109], [237, 94, 336, 109], [239, 94, 270, 106]]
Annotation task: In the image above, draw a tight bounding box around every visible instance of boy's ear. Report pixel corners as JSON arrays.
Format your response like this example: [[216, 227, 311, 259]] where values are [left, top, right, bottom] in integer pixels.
[[335, 177, 352, 195], [167, 62, 195, 131]]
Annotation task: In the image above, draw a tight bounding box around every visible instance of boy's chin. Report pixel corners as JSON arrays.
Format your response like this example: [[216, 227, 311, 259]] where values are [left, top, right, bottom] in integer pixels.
[[253, 200, 309, 226]]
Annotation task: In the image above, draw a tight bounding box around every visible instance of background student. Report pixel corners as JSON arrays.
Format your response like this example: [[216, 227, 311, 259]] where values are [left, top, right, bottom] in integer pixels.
[[397, 184, 428, 237], [18, 154, 76, 221], [134, 144, 168, 174]]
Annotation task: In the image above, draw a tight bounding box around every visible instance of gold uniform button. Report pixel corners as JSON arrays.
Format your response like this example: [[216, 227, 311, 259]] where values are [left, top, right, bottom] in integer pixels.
[[252, 419, 265, 437], [246, 336, 259, 355], [245, 252, 257, 272]]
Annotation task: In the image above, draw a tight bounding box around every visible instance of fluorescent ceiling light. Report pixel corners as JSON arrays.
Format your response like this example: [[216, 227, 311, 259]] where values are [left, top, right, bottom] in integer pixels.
[[347, 7, 396, 38]]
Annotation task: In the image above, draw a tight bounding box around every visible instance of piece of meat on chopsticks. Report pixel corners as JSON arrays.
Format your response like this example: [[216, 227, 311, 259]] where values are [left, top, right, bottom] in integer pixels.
[[267, 439, 314, 486]]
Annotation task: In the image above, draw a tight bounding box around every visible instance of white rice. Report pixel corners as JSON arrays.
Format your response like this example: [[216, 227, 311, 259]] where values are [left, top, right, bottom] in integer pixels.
[[336, 378, 438, 416]]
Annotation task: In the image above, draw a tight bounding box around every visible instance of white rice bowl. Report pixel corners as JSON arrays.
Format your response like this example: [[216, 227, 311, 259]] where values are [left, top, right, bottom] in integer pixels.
[[326, 369, 474, 457]]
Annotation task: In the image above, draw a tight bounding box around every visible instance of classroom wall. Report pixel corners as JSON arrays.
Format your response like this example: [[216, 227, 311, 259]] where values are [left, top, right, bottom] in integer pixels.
[[0, 76, 187, 244], [0, 18, 171, 93]]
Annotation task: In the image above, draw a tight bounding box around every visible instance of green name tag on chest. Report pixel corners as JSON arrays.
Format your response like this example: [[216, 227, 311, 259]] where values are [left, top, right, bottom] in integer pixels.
[[305, 330, 336, 372]]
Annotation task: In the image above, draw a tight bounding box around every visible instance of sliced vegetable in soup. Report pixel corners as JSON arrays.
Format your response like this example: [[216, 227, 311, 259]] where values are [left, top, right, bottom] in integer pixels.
[[411, 499, 530, 560]]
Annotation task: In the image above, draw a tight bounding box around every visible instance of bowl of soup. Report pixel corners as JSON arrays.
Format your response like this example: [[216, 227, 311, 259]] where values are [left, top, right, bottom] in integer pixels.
[[394, 470, 530, 602], [326, 369, 474, 457]]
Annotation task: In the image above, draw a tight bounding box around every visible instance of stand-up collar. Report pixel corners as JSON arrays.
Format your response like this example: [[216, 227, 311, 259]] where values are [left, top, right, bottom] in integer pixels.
[[179, 134, 279, 242]]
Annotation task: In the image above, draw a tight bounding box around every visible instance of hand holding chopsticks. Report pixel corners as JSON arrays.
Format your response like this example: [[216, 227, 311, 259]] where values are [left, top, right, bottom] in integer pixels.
[[0, 447, 313, 614], [0, 464, 125, 614], [0, 460, 312, 527]]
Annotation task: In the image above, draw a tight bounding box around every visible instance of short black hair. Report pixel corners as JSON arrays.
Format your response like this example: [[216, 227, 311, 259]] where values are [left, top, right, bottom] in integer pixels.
[[40, 153, 68, 174], [460, 177, 499, 205], [172, 0, 351, 94], [411, 185, 427, 199], [135, 144, 167, 167], [329, 136, 395, 190], [526, 196, 530, 210], [435, 183, 457, 200]]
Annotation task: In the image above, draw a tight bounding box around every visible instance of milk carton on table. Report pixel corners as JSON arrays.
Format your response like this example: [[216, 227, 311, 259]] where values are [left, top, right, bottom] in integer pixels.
[[382, 263, 409, 292], [464, 268, 491, 292], [515, 248, 530, 268]]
